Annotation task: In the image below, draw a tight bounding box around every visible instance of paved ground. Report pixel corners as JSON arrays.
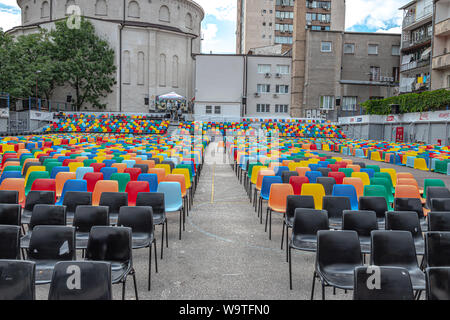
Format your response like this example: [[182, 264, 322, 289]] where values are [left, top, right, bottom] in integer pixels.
[[34, 141, 449, 300]]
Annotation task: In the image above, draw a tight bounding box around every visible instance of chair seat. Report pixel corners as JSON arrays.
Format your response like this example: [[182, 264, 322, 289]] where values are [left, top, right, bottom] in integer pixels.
[[407, 268, 426, 291], [166, 204, 183, 212], [329, 218, 342, 230], [319, 264, 357, 290], [269, 206, 285, 213], [290, 236, 317, 252], [20, 233, 31, 249], [414, 239, 424, 256], [75, 232, 89, 250], [110, 262, 131, 283], [285, 216, 294, 228], [34, 260, 59, 284], [153, 213, 166, 226], [132, 233, 154, 249]]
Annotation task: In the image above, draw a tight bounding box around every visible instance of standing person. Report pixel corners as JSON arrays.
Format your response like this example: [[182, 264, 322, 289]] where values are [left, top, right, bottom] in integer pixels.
[[177, 105, 182, 122]]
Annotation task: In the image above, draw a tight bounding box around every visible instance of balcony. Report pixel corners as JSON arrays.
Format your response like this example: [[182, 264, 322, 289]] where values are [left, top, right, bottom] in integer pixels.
[[433, 52, 450, 70], [400, 58, 431, 72], [402, 4, 433, 30], [402, 36, 432, 51], [435, 18, 450, 37]]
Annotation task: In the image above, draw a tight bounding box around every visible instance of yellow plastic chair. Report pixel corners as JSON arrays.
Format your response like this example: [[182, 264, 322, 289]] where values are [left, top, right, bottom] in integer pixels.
[[156, 164, 171, 176], [351, 172, 371, 186], [380, 168, 398, 187], [24, 166, 46, 185], [301, 183, 326, 210], [370, 152, 382, 161], [414, 158, 429, 171], [68, 162, 84, 172]]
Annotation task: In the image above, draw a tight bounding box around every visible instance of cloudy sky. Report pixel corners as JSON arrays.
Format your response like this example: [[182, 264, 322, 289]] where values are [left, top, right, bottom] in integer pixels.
[[0, 0, 410, 53]]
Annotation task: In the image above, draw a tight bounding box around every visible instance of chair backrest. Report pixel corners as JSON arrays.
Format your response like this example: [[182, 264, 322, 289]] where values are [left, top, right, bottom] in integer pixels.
[[29, 204, 67, 230], [425, 231, 450, 267], [260, 176, 282, 199], [92, 180, 119, 206], [0, 260, 35, 300], [135, 192, 165, 215], [84, 172, 104, 193], [165, 174, 187, 196], [427, 187, 450, 210], [0, 203, 21, 226], [171, 169, 191, 189], [86, 226, 132, 263], [55, 172, 76, 197], [342, 210, 378, 237], [157, 182, 182, 209], [281, 171, 298, 184], [25, 171, 50, 195], [295, 167, 311, 177], [370, 230, 419, 269], [0, 225, 20, 259], [28, 225, 76, 261], [305, 171, 322, 184], [268, 184, 294, 213], [317, 167, 331, 178], [328, 171, 345, 184], [91, 163, 106, 173], [292, 208, 329, 237], [110, 173, 131, 193], [317, 177, 336, 196], [0, 190, 18, 204], [394, 198, 424, 219], [59, 179, 88, 203], [395, 185, 421, 200], [0, 178, 25, 204], [364, 185, 390, 206], [124, 168, 142, 181], [322, 196, 351, 220], [125, 181, 150, 206], [63, 191, 92, 215], [289, 176, 309, 196], [359, 196, 388, 220], [99, 192, 128, 215], [100, 167, 118, 180], [428, 212, 450, 232], [332, 184, 358, 210], [48, 261, 112, 300], [301, 183, 326, 210], [426, 267, 450, 300], [354, 266, 414, 300], [147, 168, 166, 184], [285, 195, 315, 222], [423, 179, 446, 199], [118, 206, 154, 235], [134, 164, 149, 174], [431, 199, 450, 212], [385, 211, 422, 240], [73, 205, 109, 233], [343, 177, 364, 198]]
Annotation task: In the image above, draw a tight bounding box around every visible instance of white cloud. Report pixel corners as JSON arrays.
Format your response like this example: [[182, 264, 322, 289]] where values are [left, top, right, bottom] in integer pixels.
[[193, 0, 236, 22], [0, 0, 21, 32], [376, 26, 402, 34]]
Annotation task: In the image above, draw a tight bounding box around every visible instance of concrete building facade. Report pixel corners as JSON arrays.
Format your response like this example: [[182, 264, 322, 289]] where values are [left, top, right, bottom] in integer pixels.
[[431, 0, 450, 90], [8, 0, 204, 113], [236, 0, 345, 55]]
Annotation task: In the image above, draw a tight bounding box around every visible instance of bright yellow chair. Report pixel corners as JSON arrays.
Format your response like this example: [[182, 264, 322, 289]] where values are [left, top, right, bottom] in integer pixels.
[[414, 158, 429, 171], [380, 168, 398, 187], [156, 164, 171, 175], [24, 166, 45, 185], [301, 184, 326, 210], [68, 162, 83, 172], [351, 172, 371, 186]]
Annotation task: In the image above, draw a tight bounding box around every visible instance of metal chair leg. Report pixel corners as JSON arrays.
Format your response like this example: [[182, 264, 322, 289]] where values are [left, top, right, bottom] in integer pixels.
[[132, 271, 139, 300], [148, 244, 152, 291], [154, 240, 158, 273], [166, 219, 169, 248], [289, 246, 293, 290], [281, 219, 285, 250], [310, 271, 316, 300], [122, 277, 126, 300], [161, 223, 164, 260]]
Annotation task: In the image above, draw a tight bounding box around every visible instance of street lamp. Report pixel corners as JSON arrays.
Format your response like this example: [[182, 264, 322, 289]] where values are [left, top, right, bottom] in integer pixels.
[[35, 70, 41, 110]]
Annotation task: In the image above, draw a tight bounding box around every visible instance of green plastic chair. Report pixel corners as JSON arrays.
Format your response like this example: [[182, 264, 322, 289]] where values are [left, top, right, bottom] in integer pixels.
[[364, 184, 392, 207], [46, 162, 63, 175], [43, 158, 59, 167], [366, 165, 381, 173], [20, 155, 34, 166], [374, 172, 395, 193], [327, 159, 337, 165], [110, 173, 131, 193], [339, 168, 354, 177], [25, 171, 50, 196], [83, 159, 97, 167], [423, 179, 446, 198], [3, 166, 22, 173], [176, 164, 193, 182], [370, 177, 394, 204], [112, 157, 124, 163]]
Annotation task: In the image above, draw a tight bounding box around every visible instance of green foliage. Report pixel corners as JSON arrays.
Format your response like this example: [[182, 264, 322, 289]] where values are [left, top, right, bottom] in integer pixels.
[[361, 89, 450, 115]]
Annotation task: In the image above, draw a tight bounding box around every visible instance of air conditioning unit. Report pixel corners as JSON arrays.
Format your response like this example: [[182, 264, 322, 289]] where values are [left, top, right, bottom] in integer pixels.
[[275, 73, 282, 78], [265, 73, 271, 78], [254, 92, 261, 97], [273, 94, 279, 98]]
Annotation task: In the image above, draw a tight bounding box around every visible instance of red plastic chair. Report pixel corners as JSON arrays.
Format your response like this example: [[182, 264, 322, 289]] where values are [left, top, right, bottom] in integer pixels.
[[62, 159, 78, 167], [328, 172, 346, 184], [124, 168, 142, 181], [335, 162, 348, 169], [30, 178, 57, 202], [125, 181, 150, 206], [83, 172, 104, 193], [91, 163, 106, 173], [328, 164, 340, 172], [1, 154, 18, 167], [289, 176, 309, 195]]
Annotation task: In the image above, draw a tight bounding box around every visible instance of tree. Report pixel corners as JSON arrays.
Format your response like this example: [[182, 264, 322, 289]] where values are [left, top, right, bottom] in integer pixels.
[[0, 30, 23, 97], [51, 18, 116, 111]]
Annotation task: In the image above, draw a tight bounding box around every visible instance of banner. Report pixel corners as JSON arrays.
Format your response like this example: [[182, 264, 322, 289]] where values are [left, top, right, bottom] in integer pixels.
[[0, 108, 9, 119]]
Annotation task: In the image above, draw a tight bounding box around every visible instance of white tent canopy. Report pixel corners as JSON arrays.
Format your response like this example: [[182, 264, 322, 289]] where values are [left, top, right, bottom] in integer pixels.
[[158, 92, 185, 100]]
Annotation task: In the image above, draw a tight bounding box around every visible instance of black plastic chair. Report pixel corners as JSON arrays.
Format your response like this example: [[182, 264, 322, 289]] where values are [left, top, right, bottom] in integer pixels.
[[134, 164, 149, 174], [99, 192, 128, 225], [161, 160, 175, 172], [28, 225, 76, 284], [118, 206, 158, 291], [0, 203, 21, 226], [428, 212, 450, 231], [20, 204, 67, 250], [426, 267, 450, 300], [431, 198, 450, 212], [359, 196, 388, 227], [48, 261, 112, 300], [281, 171, 298, 184], [342, 210, 378, 254], [0, 260, 35, 300], [282, 195, 315, 262], [0, 225, 20, 259], [353, 162, 366, 169], [149, 157, 160, 165], [323, 196, 351, 230], [316, 177, 335, 196], [86, 226, 138, 300], [317, 168, 332, 178], [21, 191, 55, 225], [385, 211, 424, 255], [63, 191, 92, 223], [425, 231, 450, 267], [73, 205, 109, 250], [312, 230, 362, 300], [394, 197, 427, 231], [371, 230, 425, 295], [426, 187, 450, 210], [22, 162, 41, 178], [136, 192, 168, 259], [0, 190, 18, 204], [353, 266, 414, 300], [288, 208, 329, 290]]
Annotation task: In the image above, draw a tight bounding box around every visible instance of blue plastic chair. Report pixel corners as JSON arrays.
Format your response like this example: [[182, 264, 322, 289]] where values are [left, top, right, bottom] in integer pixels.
[[75, 167, 94, 180], [100, 167, 118, 180], [103, 160, 116, 167], [260, 176, 283, 201], [138, 174, 159, 192], [123, 160, 136, 168], [57, 156, 70, 163], [56, 179, 87, 205], [305, 171, 322, 184], [308, 164, 319, 171], [274, 166, 289, 177], [318, 161, 329, 168], [360, 168, 375, 179], [0, 171, 22, 184], [157, 181, 184, 240], [136, 155, 148, 161], [51, 166, 70, 179], [332, 184, 359, 210]]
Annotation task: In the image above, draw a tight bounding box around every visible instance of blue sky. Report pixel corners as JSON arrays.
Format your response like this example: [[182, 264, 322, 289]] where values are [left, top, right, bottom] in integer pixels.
[[0, 0, 411, 53]]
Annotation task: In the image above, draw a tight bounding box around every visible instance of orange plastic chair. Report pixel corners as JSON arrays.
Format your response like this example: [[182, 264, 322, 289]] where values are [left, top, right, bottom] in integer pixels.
[[301, 183, 326, 210], [2, 161, 21, 172], [148, 168, 166, 184], [55, 172, 76, 198], [342, 159, 353, 165], [394, 185, 425, 204], [295, 167, 311, 177], [343, 177, 364, 198], [347, 165, 361, 173], [256, 170, 276, 192], [92, 180, 119, 206], [397, 177, 423, 194], [112, 163, 127, 174], [141, 160, 156, 169], [267, 183, 294, 240], [0, 178, 25, 205], [396, 173, 415, 180]]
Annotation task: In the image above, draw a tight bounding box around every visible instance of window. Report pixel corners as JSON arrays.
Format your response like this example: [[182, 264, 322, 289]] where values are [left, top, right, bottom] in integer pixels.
[[257, 84, 270, 93], [276, 85, 289, 94], [128, 1, 140, 18], [321, 41, 332, 52], [257, 104, 270, 113], [393, 67, 400, 82], [370, 66, 380, 81], [95, 0, 107, 16], [277, 65, 290, 74], [368, 44, 378, 55], [258, 64, 271, 73], [320, 96, 334, 110], [275, 36, 293, 44], [185, 13, 193, 29], [275, 104, 289, 113], [447, 75, 450, 88], [342, 97, 357, 111], [41, 1, 50, 18], [214, 106, 221, 114], [344, 43, 355, 54], [159, 5, 170, 22], [205, 106, 212, 114], [392, 45, 400, 56]]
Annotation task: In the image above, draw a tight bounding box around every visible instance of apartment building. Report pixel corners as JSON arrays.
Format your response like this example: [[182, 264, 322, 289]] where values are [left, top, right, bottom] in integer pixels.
[[236, 0, 345, 55], [399, 0, 434, 93], [431, 0, 450, 90]]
